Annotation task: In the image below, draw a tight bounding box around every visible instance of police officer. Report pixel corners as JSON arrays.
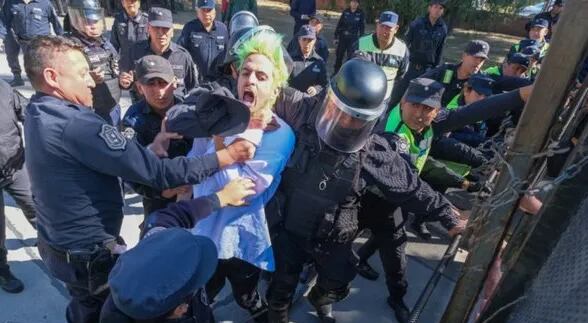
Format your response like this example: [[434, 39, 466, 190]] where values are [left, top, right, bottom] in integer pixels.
[[356, 78, 532, 321], [422, 39, 489, 106], [308, 14, 329, 63], [66, 0, 122, 127], [178, 0, 229, 83], [122, 55, 193, 216], [485, 52, 529, 80], [99, 177, 257, 323], [121, 7, 198, 98], [333, 0, 364, 72], [290, 0, 314, 35], [22, 35, 255, 323], [532, 0, 563, 41], [0, 79, 36, 294], [509, 18, 550, 59], [354, 11, 409, 104], [110, 0, 148, 73], [265, 59, 466, 323], [392, 0, 447, 106], [287, 25, 327, 95], [0, 0, 63, 86]]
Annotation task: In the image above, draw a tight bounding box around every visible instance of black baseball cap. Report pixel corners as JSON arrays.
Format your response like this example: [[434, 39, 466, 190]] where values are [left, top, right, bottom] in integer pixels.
[[148, 7, 173, 28], [135, 55, 175, 84], [404, 78, 445, 109], [166, 87, 250, 138], [464, 40, 490, 59], [467, 74, 495, 97]]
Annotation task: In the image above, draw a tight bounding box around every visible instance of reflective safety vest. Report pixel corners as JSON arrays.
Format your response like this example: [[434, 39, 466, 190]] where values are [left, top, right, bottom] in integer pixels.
[[384, 105, 432, 173], [446, 94, 461, 111], [484, 66, 502, 77], [358, 35, 408, 99]]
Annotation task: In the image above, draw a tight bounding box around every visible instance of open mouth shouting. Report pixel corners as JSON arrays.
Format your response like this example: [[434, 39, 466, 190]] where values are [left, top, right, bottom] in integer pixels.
[[242, 88, 256, 109]]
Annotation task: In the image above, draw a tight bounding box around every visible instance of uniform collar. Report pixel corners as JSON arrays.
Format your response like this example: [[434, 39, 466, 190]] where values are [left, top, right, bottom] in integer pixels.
[[141, 95, 182, 115], [146, 39, 179, 54], [72, 30, 106, 45], [124, 10, 145, 23], [32, 92, 86, 111], [196, 19, 218, 32]]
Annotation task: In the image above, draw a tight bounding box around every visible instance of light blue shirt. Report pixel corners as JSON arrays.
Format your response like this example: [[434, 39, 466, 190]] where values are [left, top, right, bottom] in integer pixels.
[[188, 115, 295, 271]]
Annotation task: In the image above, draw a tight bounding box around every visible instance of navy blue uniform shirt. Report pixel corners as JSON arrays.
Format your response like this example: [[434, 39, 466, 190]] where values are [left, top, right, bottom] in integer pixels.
[[334, 8, 365, 40], [0, 0, 62, 40], [287, 47, 328, 93], [110, 10, 149, 72], [24, 93, 219, 249], [178, 19, 228, 83], [404, 15, 447, 67], [124, 40, 199, 96]]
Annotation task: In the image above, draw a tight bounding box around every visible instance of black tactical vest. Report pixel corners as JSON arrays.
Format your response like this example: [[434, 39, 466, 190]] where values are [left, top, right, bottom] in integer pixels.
[[276, 124, 362, 242]]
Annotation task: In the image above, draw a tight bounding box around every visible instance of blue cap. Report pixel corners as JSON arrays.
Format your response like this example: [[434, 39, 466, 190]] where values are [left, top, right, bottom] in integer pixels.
[[379, 11, 399, 27], [296, 24, 316, 39], [148, 7, 173, 28], [467, 73, 495, 97], [108, 229, 218, 320], [507, 52, 530, 69], [197, 0, 215, 9], [464, 40, 490, 59], [530, 18, 549, 29], [404, 78, 445, 109]]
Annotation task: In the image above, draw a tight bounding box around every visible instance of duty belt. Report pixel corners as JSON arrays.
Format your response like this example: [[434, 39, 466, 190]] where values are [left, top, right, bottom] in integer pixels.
[[40, 239, 101, 264]]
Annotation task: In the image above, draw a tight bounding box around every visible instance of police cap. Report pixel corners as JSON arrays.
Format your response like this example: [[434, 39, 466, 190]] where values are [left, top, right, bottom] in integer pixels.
[[467, 73, 495, 97], [135, 55, 175, 84], [166, 87, 250, 138], [404, 78, 445, 109], [108, 229, 218, 320], [464, 40, 490, 59], [148, 7, 173, 28]]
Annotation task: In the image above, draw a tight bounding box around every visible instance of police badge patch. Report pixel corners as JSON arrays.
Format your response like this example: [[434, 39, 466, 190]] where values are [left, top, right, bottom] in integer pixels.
[[99, 124, 127, 150]]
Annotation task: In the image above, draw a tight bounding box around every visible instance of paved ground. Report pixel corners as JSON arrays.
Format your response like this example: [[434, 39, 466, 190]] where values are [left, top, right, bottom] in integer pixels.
[[0, 1, 504, 322]]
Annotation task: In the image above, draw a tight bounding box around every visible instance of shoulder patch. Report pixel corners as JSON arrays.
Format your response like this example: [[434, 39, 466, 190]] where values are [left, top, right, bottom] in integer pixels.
[[99, 124, 127, 150], [397, 137, 409, 155]]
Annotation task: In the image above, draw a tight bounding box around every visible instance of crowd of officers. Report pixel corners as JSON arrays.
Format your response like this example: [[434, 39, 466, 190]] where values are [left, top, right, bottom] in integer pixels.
[[0, 0, 571, 322]]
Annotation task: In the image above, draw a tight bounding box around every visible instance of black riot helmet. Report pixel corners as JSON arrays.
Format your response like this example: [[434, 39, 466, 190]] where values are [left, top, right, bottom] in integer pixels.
[[228, 11, 259, 36], [316, 59, 388, 153], [67, 0, 105, 38]]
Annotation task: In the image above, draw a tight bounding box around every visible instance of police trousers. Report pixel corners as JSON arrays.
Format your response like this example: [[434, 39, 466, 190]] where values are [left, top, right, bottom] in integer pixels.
[[38, 240, 114, 323], [267, 229, 358, 323], [1, 167, 36, 268], [205, 257, 264, 312], [357, 191, 408, 300], [5, 33, 23, 77], [334, 35, 358, 74]]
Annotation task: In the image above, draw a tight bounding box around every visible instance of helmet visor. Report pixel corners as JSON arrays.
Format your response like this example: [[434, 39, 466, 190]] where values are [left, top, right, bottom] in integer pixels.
[[68, 8, 105, 37], [316, 89, 378, 153]]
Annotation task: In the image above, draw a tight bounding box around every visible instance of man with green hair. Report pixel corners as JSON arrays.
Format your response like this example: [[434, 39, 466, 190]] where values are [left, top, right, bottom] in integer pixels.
[[171, 26, 295, 323]]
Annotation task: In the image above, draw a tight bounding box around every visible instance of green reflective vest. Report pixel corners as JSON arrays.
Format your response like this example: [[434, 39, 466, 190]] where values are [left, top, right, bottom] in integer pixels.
[[384, 105, 433, 173], [446, 94, 461, 111], [358, 35, 408, 99], [484, 66, 502, 77]]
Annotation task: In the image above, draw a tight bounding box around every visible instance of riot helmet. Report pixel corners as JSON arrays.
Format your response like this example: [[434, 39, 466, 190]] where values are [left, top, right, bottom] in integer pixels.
[[316, 59, 388, 153], [229, 11, 259, 36], [67, 0, 105, 38]]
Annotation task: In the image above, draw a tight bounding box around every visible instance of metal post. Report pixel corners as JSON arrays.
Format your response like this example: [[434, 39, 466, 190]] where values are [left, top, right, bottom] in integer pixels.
[[440, 1, 588, 322]]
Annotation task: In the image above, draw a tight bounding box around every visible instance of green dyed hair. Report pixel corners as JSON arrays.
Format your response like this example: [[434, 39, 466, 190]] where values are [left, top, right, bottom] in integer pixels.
[[234, 29, 289, 90]]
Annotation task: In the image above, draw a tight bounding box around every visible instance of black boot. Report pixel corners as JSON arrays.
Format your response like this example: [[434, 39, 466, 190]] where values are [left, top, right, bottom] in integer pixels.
[[307, 287, 336, 323], [9, 75, 24, 87], [0, 249, 24, 294], [247, 297, 269, 323], [411, 222, 432, 241], [356, 260, 379, 281], [387, 296, 409, 323]]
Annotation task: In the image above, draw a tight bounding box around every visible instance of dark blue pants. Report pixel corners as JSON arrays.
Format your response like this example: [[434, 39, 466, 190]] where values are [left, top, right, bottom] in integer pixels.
[[0, 167, 36, 267], [38, 240, 110, 323], [334, 36, 358, 74], [5, 33, 21, 77]]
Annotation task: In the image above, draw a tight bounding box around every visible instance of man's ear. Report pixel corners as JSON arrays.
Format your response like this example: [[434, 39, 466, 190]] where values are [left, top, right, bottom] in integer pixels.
[[135, 82, 144, 96], [43, 67, 60, 89], [168, 303, 189, 319]]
